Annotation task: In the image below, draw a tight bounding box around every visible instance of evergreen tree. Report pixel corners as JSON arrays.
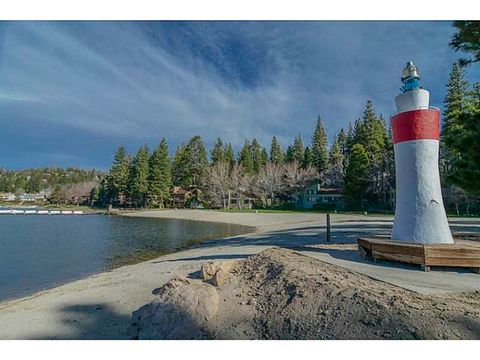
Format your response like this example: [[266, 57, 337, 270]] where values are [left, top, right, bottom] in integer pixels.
[[210, 138, 225, 165], [325, 134, 345, 188], [96, 178, 110, 208], [89, 186, 99, 206], [345, 121, 356, 158], [337, 127, 349, 170], [443, 62, 469, 135], [441, 62, 470, 183], [172, 136, 208, 187], [107, 146, 131, 206], [311, 116, 329, 174], [270, 136, 284, 164], [450, 21, 480, 66], [172, 144, 188, 187], [284, 145, 294, 163], [129, 145, 150, 207], [291, 135, 305, 164], [251, 138, 264, 173], [345, 144, 370, 209], [354, 100, 388, 167], [238, 140, 254, 174], [224, 142, 236, 169], [260, 147, 269, 168], [303, 146, 313, 169], [445, 110, 480, 194], [149, 138, 172, 208]]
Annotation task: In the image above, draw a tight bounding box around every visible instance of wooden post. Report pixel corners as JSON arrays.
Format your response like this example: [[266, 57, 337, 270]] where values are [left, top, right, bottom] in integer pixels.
[[326, 213, 331, 242]]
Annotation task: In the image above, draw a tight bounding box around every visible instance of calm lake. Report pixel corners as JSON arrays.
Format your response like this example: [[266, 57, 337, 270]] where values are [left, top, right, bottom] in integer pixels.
[[0, 215, 252, 302]]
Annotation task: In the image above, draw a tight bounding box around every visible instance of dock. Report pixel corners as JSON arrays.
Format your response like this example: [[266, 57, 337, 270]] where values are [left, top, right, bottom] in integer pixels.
[[0, 209, 85, 215]]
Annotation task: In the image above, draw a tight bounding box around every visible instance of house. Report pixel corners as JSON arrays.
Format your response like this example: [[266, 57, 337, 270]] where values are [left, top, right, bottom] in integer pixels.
[[292, 181, 346, 210], [18, 193, 46, 202], [171, 186, 202, 209], [0, 192, 16, 202]]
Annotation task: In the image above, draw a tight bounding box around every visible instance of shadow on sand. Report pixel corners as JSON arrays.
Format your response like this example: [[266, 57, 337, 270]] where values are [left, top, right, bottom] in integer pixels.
[[30, 303, 134, 340]]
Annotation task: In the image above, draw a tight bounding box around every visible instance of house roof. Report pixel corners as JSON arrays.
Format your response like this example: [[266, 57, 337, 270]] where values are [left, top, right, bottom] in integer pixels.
[[318, 188, 344, 195]]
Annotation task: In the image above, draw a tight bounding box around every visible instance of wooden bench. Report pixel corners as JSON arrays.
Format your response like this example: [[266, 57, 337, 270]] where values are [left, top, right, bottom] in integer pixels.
[[357, 237, 480, 273]]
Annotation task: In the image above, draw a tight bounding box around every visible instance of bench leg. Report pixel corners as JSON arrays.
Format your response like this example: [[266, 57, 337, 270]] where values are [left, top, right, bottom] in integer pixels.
[[358, 245, 367, 260], [421, 265, 430, 272]]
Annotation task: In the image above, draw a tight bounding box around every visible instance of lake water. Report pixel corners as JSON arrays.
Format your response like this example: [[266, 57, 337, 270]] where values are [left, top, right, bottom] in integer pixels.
[[0, 215, 252, 302]]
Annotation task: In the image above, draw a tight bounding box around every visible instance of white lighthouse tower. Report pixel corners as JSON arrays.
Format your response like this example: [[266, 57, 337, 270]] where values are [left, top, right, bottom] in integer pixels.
[[391, 62, 453, 244]]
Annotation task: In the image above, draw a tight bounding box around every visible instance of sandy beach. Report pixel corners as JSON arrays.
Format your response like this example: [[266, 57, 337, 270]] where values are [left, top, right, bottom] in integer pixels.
[[1, 210, 479, 339]]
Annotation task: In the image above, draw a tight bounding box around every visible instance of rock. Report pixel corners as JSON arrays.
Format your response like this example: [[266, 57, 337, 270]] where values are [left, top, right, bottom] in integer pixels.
[[154, 276, 190, 296], [201, 261, 220, 280], [133, 279, 219, 339], [202, 260, 238, 284], [212, 268, 231, 287]]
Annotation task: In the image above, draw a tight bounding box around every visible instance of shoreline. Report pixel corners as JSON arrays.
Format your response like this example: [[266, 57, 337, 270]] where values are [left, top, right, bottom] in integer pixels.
[[1, 210, 479, 339]]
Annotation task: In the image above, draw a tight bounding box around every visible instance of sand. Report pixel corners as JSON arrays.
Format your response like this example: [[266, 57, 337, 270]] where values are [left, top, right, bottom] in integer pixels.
[[0, 210, 479, 339], [134, 248, 480, 340]]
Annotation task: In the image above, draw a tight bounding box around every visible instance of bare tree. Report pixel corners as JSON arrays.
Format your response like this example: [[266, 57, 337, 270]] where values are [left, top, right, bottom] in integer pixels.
[[229, 164, 249, 209], [252, 162, 285, 207], [205, 161, 230, 209], [284, 160, 318, 197]]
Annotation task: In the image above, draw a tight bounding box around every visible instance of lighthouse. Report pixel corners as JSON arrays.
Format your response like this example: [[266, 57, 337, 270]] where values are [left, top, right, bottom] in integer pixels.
[[390, 62, 453, 244]]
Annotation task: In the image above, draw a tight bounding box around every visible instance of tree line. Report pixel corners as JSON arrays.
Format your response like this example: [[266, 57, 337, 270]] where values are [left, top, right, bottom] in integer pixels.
[[94, 99, 396, 211], [439, 21, 480, 214], [0, 167, 100, 195]]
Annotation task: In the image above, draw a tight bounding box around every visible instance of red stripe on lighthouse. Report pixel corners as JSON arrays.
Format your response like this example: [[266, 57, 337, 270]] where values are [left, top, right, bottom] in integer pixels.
[[391, 109, 440, 144]]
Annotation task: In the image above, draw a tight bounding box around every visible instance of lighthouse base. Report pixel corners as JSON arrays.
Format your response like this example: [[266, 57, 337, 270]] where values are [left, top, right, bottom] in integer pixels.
[[392, 140, 454, 244]]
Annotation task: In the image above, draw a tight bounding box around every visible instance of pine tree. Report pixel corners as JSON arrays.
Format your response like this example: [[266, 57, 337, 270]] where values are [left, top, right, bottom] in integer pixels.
[[210, 138, 225, 165], [284, 145, 294, 163], [107, 146, 132, 206], [345, 144, 370, 209], [325, 134, 345, 188], [441, 62, 470, 183], [172, 136, 208, 187], [251, 138, 264, 173], [311, 116, 329, 174], [89, 186, 99, 206], [96, 178, 110, 207], [337, 127, 349, 170], [129, 145, 150, 207], [355, 100, 388, 167], [450, 21, 480, 66], [303, 146, 313, 169], [291, 135, 305, 164], [260, 147, 269, 168], [270, 136, 284, 164], [238, 140, 254, 174], [445, 110, 480, 194], [224, 143, 236, 169], [149, 138, 172, 208], [443, 62, 469, 135]]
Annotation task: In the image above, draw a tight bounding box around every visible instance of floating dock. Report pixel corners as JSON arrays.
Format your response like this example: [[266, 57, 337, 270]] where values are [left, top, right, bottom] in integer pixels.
[[0, 209, 84, 215]]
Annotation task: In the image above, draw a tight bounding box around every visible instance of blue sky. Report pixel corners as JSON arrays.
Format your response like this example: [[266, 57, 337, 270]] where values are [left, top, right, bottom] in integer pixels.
[[0, 21, 479, 170]]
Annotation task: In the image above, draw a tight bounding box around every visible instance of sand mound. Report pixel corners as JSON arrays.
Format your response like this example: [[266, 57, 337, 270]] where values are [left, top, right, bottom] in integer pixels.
[[132, 248, 480, 340]]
